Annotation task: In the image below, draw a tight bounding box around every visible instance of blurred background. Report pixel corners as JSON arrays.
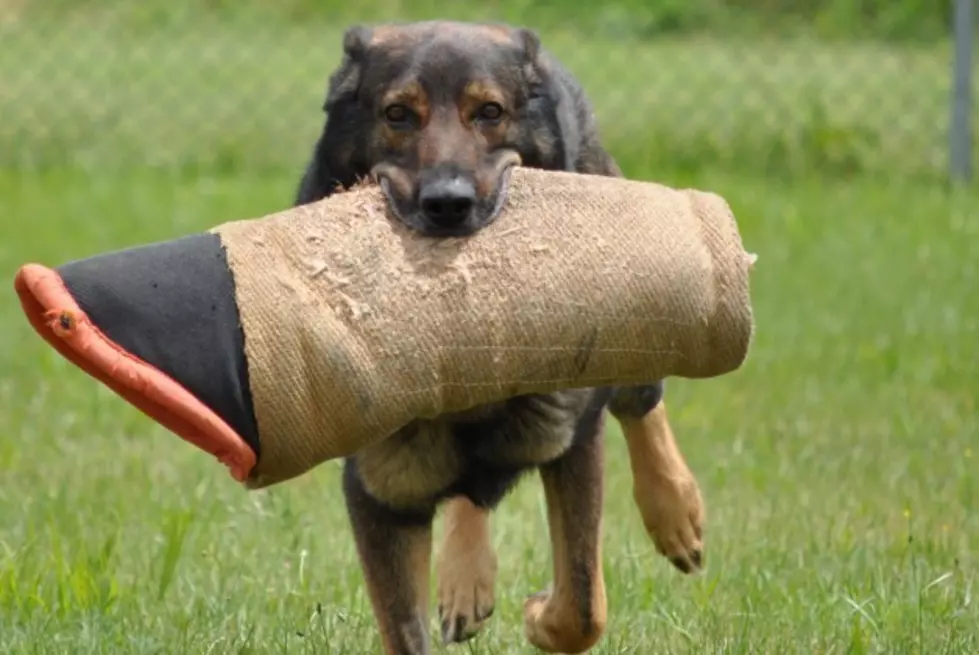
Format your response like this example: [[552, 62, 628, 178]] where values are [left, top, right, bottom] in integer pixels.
[[0, 0, 973, 181], [1, 2, 976, 652]]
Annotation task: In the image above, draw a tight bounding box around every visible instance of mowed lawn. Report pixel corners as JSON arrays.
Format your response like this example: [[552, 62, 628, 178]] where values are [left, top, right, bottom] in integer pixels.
[[2, 165, 977, 653], [1, 12, 978, 655]]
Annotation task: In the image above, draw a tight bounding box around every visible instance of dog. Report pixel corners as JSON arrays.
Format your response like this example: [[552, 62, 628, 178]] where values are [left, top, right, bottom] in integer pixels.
[[293, 21, 706, 654]]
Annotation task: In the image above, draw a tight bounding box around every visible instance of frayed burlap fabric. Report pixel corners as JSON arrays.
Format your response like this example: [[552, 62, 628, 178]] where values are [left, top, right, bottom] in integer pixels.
[[213, 166, 756, 489]]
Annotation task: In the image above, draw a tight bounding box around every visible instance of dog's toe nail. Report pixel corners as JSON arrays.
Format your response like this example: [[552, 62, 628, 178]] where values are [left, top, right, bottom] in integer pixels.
[[670, 555, 692, 574], [454, 615, 468, 640], [691, 549, 703, 568], [476, 605, 494, 622], [442, 615, 471, 644]]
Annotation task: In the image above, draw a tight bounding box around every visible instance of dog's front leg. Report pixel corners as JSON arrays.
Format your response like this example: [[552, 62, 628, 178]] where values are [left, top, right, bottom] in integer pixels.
[[610, 385, 705, 573], [342, 457, 435, 655], [620, 401, 705, 573], [523, 404, 608, 654], [436, 496, 497, 643]]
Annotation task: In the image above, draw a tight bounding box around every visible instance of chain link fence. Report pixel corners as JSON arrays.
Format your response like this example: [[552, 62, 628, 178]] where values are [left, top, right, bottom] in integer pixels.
[[0, 1, 973, 183]]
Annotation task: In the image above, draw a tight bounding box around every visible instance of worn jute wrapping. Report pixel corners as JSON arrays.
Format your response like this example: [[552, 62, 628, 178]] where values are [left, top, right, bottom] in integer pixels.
[[212, 166, 756, 489]]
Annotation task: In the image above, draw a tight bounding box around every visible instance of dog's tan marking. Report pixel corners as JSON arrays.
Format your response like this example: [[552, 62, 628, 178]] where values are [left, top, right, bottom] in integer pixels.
[[382, 82, 430, 124], [621, 401, 705, 573], [368, 25, 407, 47], [461, 81, 510, 160], [434, 21, 515, 44], [460, 80, 507, 118], [436, 497, 497, 643], [369, 22, 513, 50], [523, 417, 607, 653], [355, 422, 460, 511], [474, 23, 517, 44], [378, 82, 429, 152]]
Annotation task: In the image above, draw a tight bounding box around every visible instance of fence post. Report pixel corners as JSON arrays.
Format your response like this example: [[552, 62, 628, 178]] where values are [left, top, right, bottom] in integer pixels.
[[950, 0, 973, 183]]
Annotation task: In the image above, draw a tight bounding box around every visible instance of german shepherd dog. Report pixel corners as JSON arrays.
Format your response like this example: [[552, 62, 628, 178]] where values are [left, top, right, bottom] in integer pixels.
[[294, 21, 706, 654]]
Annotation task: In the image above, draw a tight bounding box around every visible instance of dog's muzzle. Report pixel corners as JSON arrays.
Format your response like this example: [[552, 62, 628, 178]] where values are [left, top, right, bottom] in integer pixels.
[[373, 152, 521, 238]]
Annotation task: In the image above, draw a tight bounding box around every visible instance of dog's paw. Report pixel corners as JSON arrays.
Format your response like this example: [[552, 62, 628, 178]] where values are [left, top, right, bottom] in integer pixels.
[[633, 467, 705, 574], [523, 589, 604, 654], [435, 534, 497, 644]]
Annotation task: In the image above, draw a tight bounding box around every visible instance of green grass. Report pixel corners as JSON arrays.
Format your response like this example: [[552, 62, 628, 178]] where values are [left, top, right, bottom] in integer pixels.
[[2, 166, 977, 653], [2, 5, 979, 653]]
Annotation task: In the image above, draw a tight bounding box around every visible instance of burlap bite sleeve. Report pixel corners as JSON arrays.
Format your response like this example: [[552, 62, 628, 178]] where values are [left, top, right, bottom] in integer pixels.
[[14, 166, 755, 490], [213, 166, 756, 489]]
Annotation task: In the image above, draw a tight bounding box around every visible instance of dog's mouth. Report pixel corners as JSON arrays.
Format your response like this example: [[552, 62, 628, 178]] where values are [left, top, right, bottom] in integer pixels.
[[373, 152, 521, 238], [486, 154, 519, 227]]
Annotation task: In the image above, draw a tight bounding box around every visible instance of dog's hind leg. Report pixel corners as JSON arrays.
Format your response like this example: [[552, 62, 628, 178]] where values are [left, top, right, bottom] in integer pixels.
[[342, 458, 435, 655], [522, 398, 608, 654]]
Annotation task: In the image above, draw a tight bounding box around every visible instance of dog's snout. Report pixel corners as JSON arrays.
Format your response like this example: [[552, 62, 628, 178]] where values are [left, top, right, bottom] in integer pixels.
[[419, 177, 476, 228]]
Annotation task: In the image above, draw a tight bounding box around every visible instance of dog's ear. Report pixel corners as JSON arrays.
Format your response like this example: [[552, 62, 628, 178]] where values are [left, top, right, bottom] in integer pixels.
[[296, 25, 374, 205], [513, 27, 544, 84], [511, 27, 582, 170], [342, 24, 373, 59], [514, 27, 542, 64], [323, 24, 373, 111]]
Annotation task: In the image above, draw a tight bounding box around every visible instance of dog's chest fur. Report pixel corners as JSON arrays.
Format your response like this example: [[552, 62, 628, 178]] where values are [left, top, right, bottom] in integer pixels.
[[352, 387, 605, 511]]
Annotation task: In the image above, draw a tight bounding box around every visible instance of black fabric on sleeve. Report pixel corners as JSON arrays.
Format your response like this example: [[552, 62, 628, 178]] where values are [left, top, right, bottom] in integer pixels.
[[58, 232, 261, 459]]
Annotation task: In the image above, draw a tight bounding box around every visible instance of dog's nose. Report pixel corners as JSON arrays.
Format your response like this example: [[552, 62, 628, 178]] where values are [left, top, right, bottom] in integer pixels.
[[419, 177, 476, 229]]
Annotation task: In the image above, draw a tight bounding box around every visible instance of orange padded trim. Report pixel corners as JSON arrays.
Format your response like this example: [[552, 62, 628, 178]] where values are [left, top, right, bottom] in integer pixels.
[[14, 263, 256, 483]]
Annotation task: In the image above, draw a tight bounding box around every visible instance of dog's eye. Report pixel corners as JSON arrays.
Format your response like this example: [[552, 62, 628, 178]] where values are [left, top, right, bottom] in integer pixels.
[[384, 104, 411, 125], [475, 102, 504, 123]]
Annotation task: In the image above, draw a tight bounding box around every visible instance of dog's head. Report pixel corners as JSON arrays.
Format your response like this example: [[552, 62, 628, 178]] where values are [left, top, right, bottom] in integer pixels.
[[319, 21, 571, 237]]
